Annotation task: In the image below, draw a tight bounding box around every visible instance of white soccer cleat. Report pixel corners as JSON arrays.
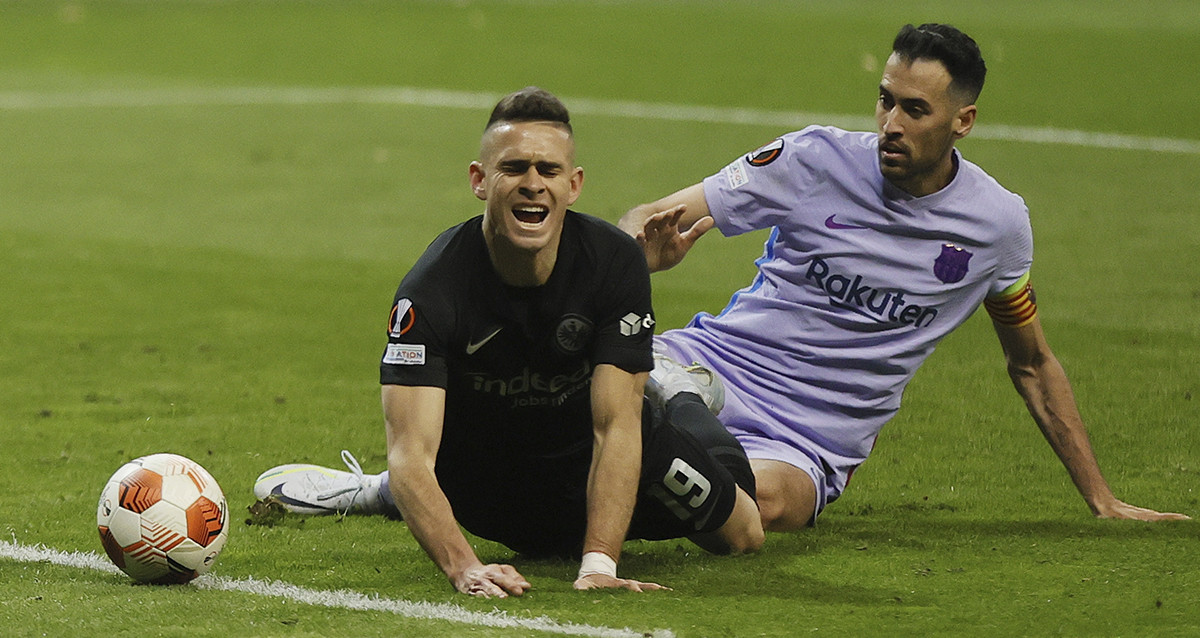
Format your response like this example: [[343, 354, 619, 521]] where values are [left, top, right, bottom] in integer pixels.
[[646, 353, 725, 416], [253, 450, 384, 515]]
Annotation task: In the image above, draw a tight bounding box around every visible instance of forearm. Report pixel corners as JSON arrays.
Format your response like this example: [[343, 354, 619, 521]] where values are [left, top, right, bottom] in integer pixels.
[[582, 365, 648, 569], [1009, 355, 1117, 513], [582, 417, 642, 562], [388, 459, 483, 581], [617, 202, 658, 237], [381, 385, 481, 583]]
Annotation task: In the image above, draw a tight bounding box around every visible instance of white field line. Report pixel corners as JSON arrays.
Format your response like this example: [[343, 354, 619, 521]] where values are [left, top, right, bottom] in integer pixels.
[[1, 85, 1198, 155], [0, 539, 674, 638]]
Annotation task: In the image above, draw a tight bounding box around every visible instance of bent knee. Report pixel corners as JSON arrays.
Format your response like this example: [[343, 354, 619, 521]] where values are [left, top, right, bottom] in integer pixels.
[[701, 488, 765, 554], [752, 460, 817, 532], [758, 495, 812, 532], [694, 517, 764, 555], [728, 524, 765, 554]]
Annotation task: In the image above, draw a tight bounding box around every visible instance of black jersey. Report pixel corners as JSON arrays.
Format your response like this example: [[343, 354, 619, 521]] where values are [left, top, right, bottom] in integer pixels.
[[379, 212, 655, 552]]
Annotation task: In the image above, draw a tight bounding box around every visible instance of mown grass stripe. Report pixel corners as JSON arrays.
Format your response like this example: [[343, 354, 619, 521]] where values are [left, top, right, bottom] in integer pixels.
[[0, 86, 1196, 155]]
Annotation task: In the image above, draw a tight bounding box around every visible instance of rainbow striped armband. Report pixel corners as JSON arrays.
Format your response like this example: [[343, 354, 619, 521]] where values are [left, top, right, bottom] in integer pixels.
[[984, 273, 1038, 327]]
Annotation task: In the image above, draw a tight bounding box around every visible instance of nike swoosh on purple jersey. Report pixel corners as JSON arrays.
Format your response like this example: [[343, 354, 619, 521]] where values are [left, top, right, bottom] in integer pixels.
[[824, 215, 868, 230]]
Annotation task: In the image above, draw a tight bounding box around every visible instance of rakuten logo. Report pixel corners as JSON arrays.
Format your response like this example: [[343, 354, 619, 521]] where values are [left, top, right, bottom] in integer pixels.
[[805, 258, 938, 328]]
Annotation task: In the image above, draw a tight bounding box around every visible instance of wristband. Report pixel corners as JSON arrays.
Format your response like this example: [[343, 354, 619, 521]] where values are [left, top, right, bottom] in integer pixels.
[[577, 551, 617, 580]]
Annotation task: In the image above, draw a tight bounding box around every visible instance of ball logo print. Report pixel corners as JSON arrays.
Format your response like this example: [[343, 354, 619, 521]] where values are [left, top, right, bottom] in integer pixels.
[[96, 453, 229, 584]]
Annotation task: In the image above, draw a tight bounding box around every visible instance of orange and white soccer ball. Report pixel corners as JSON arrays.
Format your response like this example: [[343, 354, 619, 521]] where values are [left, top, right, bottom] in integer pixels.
[[96, 453, 229, 584]]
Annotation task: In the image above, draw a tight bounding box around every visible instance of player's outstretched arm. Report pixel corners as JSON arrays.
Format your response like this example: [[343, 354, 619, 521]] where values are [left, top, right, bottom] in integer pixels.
[[619, 184, 714, 273], [382, 385, 533, 597], [573, 365, 669, 592], [991, 318, 1190, 522]]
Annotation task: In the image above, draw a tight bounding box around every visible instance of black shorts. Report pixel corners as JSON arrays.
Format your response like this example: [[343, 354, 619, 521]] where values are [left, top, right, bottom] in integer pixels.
[[438, 398, 747, 557], [627, 397, 746, 542]]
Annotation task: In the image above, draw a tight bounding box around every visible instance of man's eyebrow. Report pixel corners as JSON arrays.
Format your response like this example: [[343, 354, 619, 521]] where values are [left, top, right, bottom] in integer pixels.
[[499, 158, 564, 170], [879, 85, 932, 108]]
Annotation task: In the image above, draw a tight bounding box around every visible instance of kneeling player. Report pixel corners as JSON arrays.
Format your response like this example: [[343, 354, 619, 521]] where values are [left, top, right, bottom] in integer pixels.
[[252, 87, 762, 597]]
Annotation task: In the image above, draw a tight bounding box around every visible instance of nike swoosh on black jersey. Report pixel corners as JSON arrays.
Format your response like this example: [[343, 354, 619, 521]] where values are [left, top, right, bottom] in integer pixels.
[[465, 328, 503, 355]]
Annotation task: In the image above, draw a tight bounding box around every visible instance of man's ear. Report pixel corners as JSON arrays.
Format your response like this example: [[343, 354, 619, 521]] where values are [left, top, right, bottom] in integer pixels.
[[469, 161, 487, 201], [566, 166, 584, 206], [953, 104, 977, 139]]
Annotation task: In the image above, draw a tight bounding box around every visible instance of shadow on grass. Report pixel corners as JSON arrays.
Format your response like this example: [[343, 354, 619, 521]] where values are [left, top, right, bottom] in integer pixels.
[[822, 505, 1196, 551], [508, 507, 1195, 607]]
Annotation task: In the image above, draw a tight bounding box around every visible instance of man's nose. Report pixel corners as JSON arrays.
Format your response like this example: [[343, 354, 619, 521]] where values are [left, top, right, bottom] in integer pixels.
[[518, 168, 546, 194], [880, 107, 906, 137]]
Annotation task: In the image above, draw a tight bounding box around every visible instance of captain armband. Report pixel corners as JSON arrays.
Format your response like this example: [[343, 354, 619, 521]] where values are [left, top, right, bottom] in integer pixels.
[[984, 276, 1038, 327]]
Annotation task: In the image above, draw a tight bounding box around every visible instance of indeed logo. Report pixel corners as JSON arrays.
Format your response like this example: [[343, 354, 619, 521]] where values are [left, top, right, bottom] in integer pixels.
[[805, 258, 938, 328], [466, 361, 592, 407]]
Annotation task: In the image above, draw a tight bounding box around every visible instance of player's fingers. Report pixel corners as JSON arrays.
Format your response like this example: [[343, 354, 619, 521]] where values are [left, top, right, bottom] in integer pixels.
[[466, 580, 505, 598], [1099, 502, 1191, 522], [484, 564, 530, 596], [680, 215, 715, 243], [629, 579, 671, 592], [496, 569, 531, 595], [1136, 509, 1190, 521], [665, 205, 687, 225], [646, 205, 686, 228], [642, 216, 670, 237]]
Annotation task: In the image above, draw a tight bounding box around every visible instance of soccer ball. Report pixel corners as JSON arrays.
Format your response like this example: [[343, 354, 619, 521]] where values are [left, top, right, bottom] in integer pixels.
[[96, 453, 229, 584]]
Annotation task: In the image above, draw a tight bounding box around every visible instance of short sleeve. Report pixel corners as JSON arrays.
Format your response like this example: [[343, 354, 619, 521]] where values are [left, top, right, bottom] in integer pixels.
[[702, 127, 831, 237], [588, 235, 655, 374]]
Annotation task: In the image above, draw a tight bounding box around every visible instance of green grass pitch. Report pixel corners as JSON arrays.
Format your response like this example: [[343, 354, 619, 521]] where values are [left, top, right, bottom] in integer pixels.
[[1, 1, 1198, 636]]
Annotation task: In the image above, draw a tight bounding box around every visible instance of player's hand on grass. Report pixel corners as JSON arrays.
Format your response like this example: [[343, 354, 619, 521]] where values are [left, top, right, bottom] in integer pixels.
[[573, 573, 671, 593], [1093, 498, 1190, 522], [636, 205, 714, 272], [454, 563, 531, 598]]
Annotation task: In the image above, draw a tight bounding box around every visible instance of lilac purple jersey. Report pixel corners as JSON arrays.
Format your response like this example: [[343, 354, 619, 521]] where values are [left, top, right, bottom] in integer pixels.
[[654, 126, 1033, 515]]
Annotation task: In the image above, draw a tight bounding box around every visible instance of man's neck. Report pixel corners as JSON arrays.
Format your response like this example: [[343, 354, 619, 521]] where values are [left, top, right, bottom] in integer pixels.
[[895, 151, 959, 198], [485, 238, 558, 287]]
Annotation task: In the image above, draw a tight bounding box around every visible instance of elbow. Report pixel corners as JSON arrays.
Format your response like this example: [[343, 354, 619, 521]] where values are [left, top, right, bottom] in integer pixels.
[[1005, 351, 1045, 384], [1005, 361, 1032, 385]]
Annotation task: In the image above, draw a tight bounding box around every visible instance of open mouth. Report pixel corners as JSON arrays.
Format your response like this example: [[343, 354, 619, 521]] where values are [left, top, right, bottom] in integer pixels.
[[879, 143, 907, 164], [512, 205, 549, 225]]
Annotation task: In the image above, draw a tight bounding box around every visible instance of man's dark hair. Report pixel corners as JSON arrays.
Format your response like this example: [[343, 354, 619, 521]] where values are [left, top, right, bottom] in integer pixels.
[[892, 23, 986, 104], [485, 86, 572, 134]]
